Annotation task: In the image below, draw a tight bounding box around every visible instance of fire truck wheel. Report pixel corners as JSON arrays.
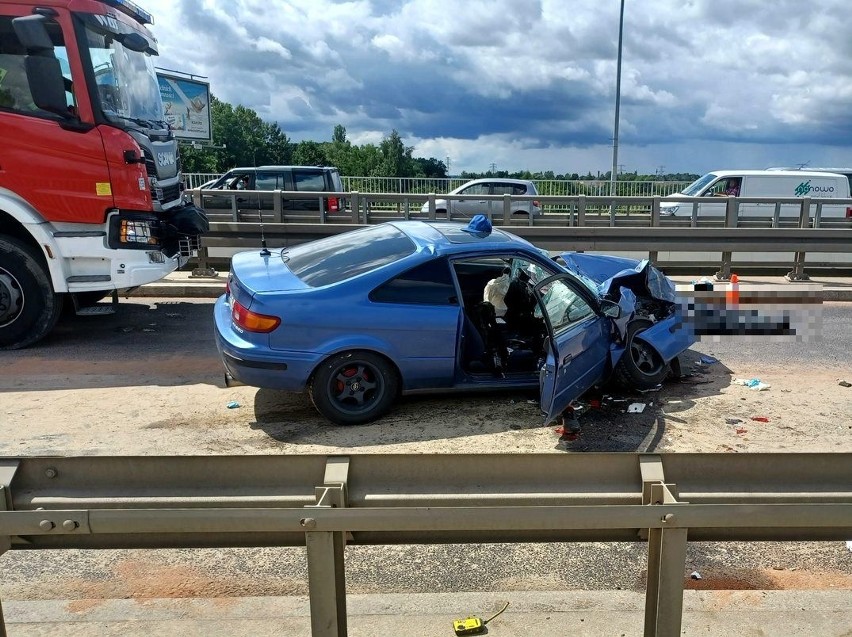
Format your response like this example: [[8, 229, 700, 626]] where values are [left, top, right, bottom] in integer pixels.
[[0, 236, 62, 350]]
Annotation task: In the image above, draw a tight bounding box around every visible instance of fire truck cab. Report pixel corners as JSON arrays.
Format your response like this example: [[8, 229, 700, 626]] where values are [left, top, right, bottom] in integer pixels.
[[0, 0, 207, 349]]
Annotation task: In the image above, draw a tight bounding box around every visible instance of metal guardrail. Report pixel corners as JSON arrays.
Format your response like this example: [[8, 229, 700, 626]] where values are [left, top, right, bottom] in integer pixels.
[[189, 189, 852, 280], [183, 173, 692, 196], [1, 453, 851, 637]]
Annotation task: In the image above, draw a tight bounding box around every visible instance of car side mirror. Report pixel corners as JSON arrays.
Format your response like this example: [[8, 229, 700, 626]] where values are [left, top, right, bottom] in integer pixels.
[[600, 299, 621, 318]]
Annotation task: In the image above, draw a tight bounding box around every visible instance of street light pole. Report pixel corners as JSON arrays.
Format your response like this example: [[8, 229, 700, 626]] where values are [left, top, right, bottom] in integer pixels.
[[610, 0, 625, 208]]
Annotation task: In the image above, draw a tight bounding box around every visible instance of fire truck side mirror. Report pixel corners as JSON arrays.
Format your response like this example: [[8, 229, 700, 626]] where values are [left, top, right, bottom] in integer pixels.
[[115, 32, 151, 53], [24, 56, 69, 118], [12, 15, 54, 51], [12, 15, 71, 119]]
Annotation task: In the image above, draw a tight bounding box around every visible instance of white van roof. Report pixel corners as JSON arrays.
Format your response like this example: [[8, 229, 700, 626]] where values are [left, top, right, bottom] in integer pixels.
[[708, 169, 847, 179], [767, 166, 852, 179]]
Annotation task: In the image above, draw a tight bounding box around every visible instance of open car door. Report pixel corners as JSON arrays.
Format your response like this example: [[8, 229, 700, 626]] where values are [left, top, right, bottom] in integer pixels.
[[536, 275, 610, 423]]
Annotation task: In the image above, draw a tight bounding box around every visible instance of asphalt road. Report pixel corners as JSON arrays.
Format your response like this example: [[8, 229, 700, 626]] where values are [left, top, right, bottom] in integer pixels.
[[1, 298, 851, 604], [4, 295, 845, 388]]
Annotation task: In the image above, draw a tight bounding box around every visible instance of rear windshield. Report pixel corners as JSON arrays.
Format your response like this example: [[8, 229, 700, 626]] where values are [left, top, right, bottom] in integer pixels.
[[284, 225, 415, 287]]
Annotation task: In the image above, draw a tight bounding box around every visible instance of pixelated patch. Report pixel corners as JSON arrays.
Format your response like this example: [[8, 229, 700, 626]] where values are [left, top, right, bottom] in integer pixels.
[[677, 284, 822, 343]]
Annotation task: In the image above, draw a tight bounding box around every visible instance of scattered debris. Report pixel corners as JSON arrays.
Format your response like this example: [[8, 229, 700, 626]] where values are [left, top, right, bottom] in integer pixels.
[[690, 571, 702, 580], [226, 401, 240, 409], [733, 378, 770, 391], [698, 355, 719, 365], [637, 385, 662, 393], [627, 402, 647, 414], [725, 418, 742, 425], [846, 541, 852, 552], [839, 381, 852, 388], [751, 416, 770, 423], [736, 427, 748, 434]]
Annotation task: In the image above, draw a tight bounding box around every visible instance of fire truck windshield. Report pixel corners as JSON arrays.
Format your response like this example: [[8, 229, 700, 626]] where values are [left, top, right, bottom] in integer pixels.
[[83, 22, 164, 125]]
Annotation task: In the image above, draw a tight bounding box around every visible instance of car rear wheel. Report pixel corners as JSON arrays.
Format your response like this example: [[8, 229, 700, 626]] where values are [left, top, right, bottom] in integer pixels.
[[614, 318, 668, 389], [310, 350, 399, 425]]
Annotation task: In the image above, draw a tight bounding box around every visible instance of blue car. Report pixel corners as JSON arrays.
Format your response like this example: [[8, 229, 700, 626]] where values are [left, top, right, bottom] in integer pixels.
[[214, 217, 695, 425]]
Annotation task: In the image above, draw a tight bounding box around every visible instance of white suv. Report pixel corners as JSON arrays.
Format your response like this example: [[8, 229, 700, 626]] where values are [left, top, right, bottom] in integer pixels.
[[422, 178, 542, 218]]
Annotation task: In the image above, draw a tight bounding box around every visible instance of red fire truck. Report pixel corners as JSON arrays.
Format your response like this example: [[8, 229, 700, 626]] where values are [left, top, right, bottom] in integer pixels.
[[0, 0, 207, 349]]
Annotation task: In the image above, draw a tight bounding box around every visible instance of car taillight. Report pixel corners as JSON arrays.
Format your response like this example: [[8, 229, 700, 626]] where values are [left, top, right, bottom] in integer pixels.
[[231, 299, 281, 333], [328, 196, 340, 212], [846, 207, 852, 219]]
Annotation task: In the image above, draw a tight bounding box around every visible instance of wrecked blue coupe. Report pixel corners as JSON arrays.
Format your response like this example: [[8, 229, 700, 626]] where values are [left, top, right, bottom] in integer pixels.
[[214, 219, 695, 425]]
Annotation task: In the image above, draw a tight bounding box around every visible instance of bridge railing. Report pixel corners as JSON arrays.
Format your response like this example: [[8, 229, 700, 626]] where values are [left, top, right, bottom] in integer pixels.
[[182, 174, 691, 197], [188, 189, 852, 280], [1, 453, 851, 637]]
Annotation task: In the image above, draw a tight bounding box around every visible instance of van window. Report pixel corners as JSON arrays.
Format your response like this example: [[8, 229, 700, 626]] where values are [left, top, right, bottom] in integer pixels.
[[255, 172, 278, 190], [293, 171, 326, 191], [681, 173, 717, 196]]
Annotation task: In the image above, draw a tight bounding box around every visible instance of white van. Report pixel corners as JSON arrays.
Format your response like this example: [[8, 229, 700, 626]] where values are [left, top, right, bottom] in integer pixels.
[[660, 170, 852, 220]]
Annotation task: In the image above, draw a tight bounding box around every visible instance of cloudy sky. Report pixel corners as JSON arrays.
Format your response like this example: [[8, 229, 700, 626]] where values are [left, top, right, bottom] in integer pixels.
[[141, 0, 852, 175]]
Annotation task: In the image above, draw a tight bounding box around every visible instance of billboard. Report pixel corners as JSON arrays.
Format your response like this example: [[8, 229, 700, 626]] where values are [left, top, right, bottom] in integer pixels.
[[157, 73, 212, 143]]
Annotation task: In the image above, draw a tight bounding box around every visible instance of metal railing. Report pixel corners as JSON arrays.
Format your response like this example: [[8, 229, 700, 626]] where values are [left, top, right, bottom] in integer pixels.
[[189, 189, 852, 280], [183, 172, 223, 189], [2, 453, 851, 637], [183, 173, 691, 197]]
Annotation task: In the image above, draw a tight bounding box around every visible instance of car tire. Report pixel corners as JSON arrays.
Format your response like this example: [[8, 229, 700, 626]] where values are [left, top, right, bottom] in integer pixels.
[[310, 350, 399, 425], [0, 236, 62, 350], [614, 318, 668, 389]]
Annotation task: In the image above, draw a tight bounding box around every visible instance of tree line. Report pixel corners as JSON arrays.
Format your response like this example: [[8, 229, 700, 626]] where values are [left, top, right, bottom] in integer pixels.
[[179, 96, 697, 182]]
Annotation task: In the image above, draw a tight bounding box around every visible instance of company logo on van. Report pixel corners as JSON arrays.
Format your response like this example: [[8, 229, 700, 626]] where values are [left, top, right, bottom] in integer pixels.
[[795, 180, 834, 196]]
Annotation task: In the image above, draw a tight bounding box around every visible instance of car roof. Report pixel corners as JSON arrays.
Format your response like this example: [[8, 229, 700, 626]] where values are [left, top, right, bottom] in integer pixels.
[[223, 166, 340, 173], [388, 220, 538, 255], [457, 178, 534, 185], [708, 170, 846, 179]]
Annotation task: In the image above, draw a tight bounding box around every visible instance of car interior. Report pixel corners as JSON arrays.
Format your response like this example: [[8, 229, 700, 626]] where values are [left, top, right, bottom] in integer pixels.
[[451, 257, 553, 378]]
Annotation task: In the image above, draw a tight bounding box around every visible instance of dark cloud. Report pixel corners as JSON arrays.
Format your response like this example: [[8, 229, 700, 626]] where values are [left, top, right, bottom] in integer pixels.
[[145, 0, 852, 173]]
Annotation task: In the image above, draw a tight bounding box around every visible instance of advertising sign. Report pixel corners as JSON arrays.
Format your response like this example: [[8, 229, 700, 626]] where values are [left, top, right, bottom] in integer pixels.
[[157, 73, 212, 143]]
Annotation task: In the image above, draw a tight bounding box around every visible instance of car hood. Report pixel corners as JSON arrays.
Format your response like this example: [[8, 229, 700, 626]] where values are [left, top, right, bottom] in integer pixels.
[[558, 252, 677, 304]]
